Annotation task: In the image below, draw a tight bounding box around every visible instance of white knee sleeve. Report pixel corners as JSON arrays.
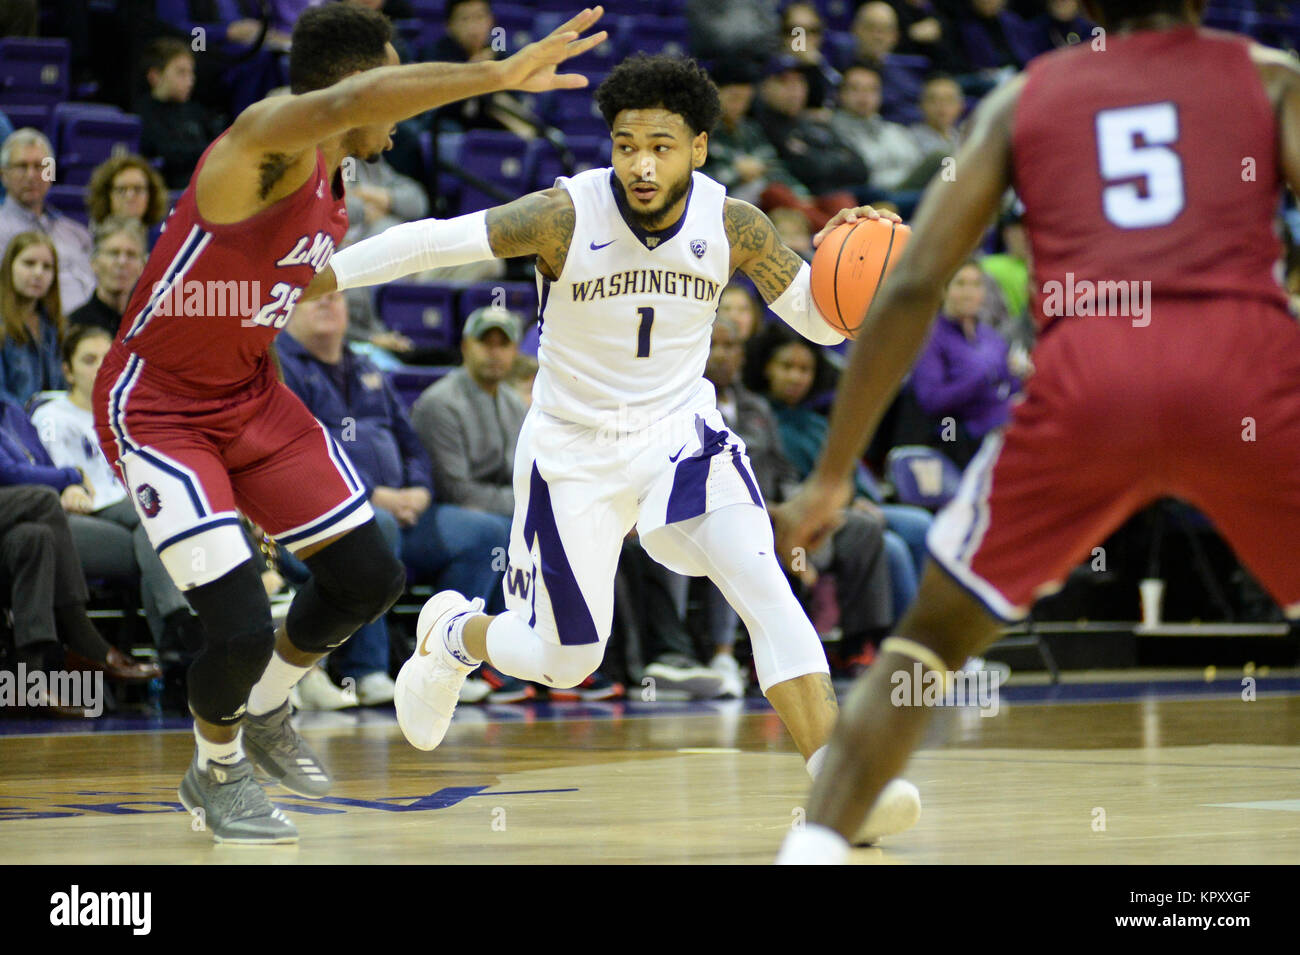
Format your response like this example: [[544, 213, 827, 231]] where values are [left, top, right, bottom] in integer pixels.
[[485, 610, 606, 688], [642, 505, 828, 692]]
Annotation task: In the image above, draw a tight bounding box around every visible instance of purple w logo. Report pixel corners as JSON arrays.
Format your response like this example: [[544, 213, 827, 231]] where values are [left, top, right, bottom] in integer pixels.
[[506, 566, 533, 598]]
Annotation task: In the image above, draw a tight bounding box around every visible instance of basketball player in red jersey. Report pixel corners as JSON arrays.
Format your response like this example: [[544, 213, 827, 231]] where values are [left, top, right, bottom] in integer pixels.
[[773, 0, 1300, 863], [91, 4, 607, 844]]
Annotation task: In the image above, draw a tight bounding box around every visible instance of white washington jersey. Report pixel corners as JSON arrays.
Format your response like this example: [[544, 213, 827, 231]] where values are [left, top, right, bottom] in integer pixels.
[[532, 167, 730, 430]]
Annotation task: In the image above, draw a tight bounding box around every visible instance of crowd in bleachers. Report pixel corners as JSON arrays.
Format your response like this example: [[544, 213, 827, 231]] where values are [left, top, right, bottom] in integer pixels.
[[2, 0, 1299, 717]]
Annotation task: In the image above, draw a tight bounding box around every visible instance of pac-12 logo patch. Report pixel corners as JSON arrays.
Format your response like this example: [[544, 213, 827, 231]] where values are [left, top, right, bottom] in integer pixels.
[[136, 484, 162, 518], [690, 239, 707, 259]]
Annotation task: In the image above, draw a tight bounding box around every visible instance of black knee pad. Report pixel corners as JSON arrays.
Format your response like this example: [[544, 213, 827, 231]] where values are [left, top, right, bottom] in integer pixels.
[[286, 519, 406, 654], [183, 560, 276, 725]]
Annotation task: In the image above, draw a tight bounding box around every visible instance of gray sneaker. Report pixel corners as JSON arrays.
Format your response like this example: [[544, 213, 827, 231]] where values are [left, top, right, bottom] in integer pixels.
[[243, 701, 332, 797], [178, 756, 298, 845]]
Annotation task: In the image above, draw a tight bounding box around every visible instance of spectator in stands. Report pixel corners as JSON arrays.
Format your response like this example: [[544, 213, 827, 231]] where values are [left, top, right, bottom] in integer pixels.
[[84, 153, 169, 233], [889, 0, 967, 73], [911, 73, 964, 160], [744, 321, 932, 625], [137, 37, 224, 190], [831, 64, 926, 197], [0, 232, 66, 405], [0, 129, 95, 311], [0, 483, 160, 717], [955, 0, 1036, 77], [421, 0, 523, 135], [717, 283, 763, 341], [31, 324, 201, 651], [708, 316, 893, 674], [278, 291, 511, 701], [704, 61, 805, 208], [752, 56, 867, 204], [1029, 0, 1093, 55], [343, 154, 430, 246], [0, 111, 13, 202], [68, 217, 146, 338], [779, 2, 841, 109], [910, 260, 1021, 467], [841, 2, 927, 124]]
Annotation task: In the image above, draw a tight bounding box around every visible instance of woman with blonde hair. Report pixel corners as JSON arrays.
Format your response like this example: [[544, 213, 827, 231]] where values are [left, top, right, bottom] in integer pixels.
[[84, 153, 169, 231], [0, 230, 65, 405]]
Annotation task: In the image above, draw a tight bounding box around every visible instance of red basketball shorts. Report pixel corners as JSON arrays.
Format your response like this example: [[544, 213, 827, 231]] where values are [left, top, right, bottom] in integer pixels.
[[93, 351, 373, 590], [927, 297, 1300, 621]]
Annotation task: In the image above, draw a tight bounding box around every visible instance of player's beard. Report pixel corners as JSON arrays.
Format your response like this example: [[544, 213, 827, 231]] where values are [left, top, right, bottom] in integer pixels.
[[622, 172, 692, 232]]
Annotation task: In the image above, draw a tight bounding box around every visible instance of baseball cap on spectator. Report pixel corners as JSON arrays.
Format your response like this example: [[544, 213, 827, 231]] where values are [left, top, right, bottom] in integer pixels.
[[711, 59, 763, 87], [463, 305, 522, 342]]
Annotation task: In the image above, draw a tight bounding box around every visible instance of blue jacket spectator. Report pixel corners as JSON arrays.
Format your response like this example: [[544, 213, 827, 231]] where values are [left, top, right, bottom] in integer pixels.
[[277, 330, 433, 497], [0, 398, 82, 490]]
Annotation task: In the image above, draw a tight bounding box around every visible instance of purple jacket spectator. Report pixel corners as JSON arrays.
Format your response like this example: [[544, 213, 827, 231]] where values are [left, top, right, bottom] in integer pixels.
[[910, 314, 1019, 439], [0, 399, 83, 490], [276, 333, 434, 498]]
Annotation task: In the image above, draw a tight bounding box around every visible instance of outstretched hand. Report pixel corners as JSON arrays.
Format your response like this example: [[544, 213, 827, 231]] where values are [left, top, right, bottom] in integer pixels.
[[497, 7, 608, 94], [812, 205, 903, 249]]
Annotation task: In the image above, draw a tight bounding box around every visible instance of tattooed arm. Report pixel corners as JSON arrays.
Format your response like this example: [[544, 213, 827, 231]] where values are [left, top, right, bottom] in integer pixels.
[[724, 198, 804, 304], [303, 188, 576, 300]]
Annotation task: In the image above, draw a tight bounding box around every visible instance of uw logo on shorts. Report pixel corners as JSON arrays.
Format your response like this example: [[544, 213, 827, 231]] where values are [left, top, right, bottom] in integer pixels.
[[505, 564, 534, 600], [136, 484, 162, 518], [690, 239, 707, 259]]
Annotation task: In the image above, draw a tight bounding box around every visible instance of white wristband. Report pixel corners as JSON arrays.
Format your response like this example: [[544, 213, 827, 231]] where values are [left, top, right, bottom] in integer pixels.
[[330, 209, 494, 290], [768, 261, 846, 346]]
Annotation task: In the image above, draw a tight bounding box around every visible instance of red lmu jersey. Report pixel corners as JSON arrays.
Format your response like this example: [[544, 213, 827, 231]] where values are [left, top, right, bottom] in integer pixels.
[[1012, 26, 1289, 329], [112, 131, 348, 395]]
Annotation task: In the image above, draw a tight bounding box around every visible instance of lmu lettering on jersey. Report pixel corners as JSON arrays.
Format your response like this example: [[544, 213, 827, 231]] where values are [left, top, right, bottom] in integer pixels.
[[276, 231, 337, 272], [570, 269, 720, 303]]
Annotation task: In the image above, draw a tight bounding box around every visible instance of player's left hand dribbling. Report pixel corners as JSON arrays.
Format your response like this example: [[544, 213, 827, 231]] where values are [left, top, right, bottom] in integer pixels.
[[812, 205, 903, 249]]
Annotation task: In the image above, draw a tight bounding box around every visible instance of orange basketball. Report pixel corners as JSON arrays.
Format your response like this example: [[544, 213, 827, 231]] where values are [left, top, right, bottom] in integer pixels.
[[811, 218, 911, 339]]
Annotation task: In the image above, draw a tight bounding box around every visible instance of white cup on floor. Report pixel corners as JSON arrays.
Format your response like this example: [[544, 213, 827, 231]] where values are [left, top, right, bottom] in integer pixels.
[[1139, 578, 1165, 627]]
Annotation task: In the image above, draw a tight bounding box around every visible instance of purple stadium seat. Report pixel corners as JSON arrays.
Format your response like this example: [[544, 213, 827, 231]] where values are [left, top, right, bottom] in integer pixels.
[[454, 130, 529, 214], [885, 445, 962, 511], [375, 283, 460, 350], [57, 113, 141, 187], [491, 3, 538, 48], [0, 38, 70, 106], [387, 364, 456, 409], [519, 319, 540, 357], [533, 11, 621, 70], [2, 103, 51, 137], [458, 280, 539, 325], [524, 134, 609, 191]]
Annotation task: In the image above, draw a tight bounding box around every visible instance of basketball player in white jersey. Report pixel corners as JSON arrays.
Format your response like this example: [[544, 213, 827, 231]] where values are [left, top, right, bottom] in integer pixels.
[[307, 54, 919, 842]]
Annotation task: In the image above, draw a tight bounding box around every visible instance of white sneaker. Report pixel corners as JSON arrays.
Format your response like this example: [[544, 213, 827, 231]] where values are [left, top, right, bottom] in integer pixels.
[[710, 653, 745, 699], [854, 778, 922, 845], [355, 671, 396, 706], [459, 677, 491, 703], [294, 664, 357, 711], [394, 591, 484, 751]]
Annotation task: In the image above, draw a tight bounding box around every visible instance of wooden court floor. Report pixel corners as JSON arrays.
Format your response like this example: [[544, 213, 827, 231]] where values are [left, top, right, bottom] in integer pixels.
[[1, 682, 1298, 864]]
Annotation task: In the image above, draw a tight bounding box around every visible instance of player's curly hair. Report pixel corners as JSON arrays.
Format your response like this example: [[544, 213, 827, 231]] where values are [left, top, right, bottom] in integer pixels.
[[289, 4, 393, 94], [595, 54, 722, 136]]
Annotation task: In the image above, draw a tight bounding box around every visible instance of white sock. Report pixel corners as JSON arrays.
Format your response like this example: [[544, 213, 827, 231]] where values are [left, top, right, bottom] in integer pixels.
[[443, 611, 482, 667], [247, 652, 311, 716], [775, 824, 851, 865], [195, 725, 244, 770], [806, 744, 829, 780]]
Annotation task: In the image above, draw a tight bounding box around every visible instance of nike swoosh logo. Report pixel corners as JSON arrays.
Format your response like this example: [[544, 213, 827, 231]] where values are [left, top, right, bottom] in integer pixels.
[[669, 444, 688, 462], [417, 625, 438, 656], [590, 239, 616, 250]]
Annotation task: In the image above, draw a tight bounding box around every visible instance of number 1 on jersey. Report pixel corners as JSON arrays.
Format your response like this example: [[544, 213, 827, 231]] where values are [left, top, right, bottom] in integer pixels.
[[636, 306, 654, 358]]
